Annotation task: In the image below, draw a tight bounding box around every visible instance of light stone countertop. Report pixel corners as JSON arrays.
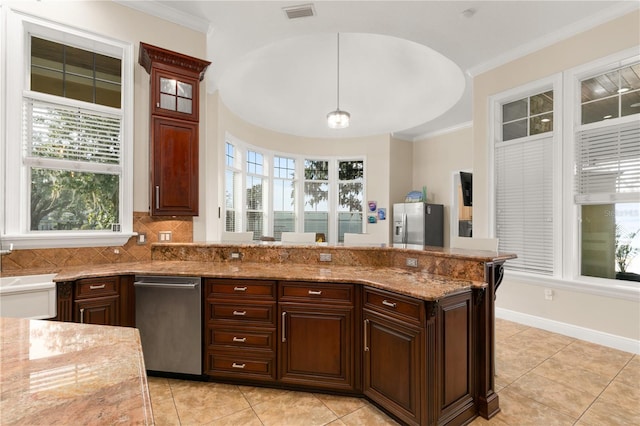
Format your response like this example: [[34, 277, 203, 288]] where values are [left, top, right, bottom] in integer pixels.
[[0, 317, 153, 425], [52, 260, 485, 301]]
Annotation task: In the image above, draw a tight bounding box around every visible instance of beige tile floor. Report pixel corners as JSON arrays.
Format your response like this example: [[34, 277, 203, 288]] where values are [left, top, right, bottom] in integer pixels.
[[148, 319, 639, 425]]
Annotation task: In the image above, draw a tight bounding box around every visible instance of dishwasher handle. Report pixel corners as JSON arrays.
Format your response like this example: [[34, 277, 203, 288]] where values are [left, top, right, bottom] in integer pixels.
[[133, 281, 199, 290]]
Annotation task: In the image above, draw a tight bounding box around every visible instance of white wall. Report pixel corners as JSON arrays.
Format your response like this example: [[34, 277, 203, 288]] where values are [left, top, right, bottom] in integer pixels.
[[412, 125, 473, 248], [471, 10, 640, 349]]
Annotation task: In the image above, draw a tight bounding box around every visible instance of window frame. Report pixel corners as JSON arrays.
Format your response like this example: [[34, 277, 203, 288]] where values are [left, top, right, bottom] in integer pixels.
[[2, 10, 134, 248], [489, 48, 640, 301], [564, 49, 640, 288], [223, 133, 366, 243], [489, 74, 563, 278]]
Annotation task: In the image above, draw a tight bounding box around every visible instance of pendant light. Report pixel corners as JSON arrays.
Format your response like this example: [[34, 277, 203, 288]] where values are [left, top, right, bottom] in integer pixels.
[[327, 33, 350, 129]]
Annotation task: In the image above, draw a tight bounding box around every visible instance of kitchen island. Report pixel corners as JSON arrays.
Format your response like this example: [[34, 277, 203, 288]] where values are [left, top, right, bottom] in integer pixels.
[[11, 243, 514, 426], [0, 317, 153, 425]]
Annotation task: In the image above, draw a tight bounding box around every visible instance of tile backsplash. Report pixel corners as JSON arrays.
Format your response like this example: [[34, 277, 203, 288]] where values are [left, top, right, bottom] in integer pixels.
[[0, 212, 192, 274]]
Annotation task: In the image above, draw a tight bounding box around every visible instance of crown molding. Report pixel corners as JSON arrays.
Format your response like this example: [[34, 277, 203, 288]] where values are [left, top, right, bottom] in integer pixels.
[[114, 0, 211, 34], [468, 2, 640, 77], [410, 121, 473, 142]]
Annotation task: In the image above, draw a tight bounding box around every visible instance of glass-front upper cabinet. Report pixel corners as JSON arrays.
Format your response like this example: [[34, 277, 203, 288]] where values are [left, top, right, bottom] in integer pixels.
[[138, 42, 210, 122], [151, 69, 199, 121]]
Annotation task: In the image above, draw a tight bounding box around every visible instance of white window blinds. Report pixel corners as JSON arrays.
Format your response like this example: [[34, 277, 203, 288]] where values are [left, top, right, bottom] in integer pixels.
[[23, 95, 122, 172], [495, 135, 554, 274], [575, 120, 640, 204]]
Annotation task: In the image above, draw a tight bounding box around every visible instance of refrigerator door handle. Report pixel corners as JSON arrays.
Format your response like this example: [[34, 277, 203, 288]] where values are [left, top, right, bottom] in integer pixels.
[[402, 213, 407, 244]]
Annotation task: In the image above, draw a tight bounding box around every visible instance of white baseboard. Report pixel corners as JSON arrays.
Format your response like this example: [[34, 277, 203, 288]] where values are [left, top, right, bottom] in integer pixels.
[[496, 308, 640, 355]]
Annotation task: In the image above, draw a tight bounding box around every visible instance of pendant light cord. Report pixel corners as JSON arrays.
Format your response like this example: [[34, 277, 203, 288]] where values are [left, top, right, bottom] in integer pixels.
[[336, 33, 340, 111]]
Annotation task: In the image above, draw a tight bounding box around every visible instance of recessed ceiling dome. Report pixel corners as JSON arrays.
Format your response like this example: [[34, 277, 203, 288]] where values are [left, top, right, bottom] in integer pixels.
[[218, 33, 465, 139]]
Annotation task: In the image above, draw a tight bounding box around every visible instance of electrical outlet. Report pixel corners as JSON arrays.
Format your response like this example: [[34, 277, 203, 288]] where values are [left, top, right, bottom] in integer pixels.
[[159, 231, 172, 242], [544, 288, 553, 301], [319, 253, 332, 262], [231, 252, 241, 259], [406, 258, 418, 267]]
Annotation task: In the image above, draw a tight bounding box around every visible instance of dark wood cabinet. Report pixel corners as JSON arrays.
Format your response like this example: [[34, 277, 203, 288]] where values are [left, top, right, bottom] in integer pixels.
[[139, 42, 210, 216], [205, 278, 277, 382], [75, 295, 119, 325], [151, 117, 199, 215], [56, 275, 134, 327], [433, 290, 476, 426], [278, 282, 358, 392], [363, 287, 425, 426]]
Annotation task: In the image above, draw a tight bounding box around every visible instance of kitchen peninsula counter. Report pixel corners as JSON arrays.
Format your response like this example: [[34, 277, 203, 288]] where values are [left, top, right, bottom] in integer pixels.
[[47, 243, 516, 302], [0, 317, 152, 425], [52, 261, 482, 301]]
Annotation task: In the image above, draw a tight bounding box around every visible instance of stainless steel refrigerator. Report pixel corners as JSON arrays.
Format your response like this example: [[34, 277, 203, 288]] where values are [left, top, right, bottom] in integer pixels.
[[393, 203, 444, 247]]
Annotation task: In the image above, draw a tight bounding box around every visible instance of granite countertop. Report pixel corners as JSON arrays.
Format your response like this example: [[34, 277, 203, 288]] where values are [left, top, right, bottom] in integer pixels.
[[52, 261, 485, 301], [0, 317, 153, 425]]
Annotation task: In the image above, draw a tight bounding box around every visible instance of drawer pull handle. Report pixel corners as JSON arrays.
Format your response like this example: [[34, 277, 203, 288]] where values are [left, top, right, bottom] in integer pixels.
[[233, 310, 247, 316], [382, 300, 397, 308], [308, 290, 322, 296], [89, 284, 106, 290], [233, 337, 247, 343], [80, 308, 85, 324], [234, 286, 248, 292], [232, 363, 246, 369]]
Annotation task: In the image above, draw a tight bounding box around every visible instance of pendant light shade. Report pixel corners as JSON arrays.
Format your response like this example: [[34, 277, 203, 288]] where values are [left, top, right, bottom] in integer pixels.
[[327, 33, 350, 129], [327, 109, 350, 129]]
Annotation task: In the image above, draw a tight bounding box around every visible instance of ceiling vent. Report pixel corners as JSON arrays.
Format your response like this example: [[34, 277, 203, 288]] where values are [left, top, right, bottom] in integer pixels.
[[283, 4, 315, 20]]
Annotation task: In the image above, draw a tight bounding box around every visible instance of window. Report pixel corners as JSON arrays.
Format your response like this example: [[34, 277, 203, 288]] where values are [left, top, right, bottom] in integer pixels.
[[3, 13, 133, 248], [246, 150, 266, 240], [337, 160, 364, 242], [494, 88, 556, 275], [225, 142, 240, 232], [576, 62, 640, 281], [273, 156, 296, 240], [304, 160, 330, 238], [502, 91, 553, 141], [223, 136, 365, 243]]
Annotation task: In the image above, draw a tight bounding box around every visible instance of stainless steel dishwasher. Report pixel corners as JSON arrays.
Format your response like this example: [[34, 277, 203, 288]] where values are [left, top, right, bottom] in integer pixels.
[[134, 275, 202, 376]]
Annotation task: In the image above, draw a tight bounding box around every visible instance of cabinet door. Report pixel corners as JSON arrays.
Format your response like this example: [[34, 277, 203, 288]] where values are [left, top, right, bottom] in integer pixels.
[[279, 304, 355, 391], [151, 117, 199, 216], [436, 291, 476, 425], [151, 68, 200, 121], [363, 309, 422, 426], [75, 296, 120, 326]]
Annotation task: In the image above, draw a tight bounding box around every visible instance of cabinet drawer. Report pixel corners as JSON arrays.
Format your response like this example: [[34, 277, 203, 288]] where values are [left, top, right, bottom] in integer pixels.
[[209, 303, 276, 325], [279, 282, 353, 304], [208, 327, 275, 351], [207, 279, 276, 300], [364, 287, 424, 325], [207, 352, 276, 381], [75, 277, 118, 299]]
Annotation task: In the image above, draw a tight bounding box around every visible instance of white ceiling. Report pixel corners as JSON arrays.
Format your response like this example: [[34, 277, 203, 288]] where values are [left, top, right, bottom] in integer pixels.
[[123, 0, 638, 140]]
